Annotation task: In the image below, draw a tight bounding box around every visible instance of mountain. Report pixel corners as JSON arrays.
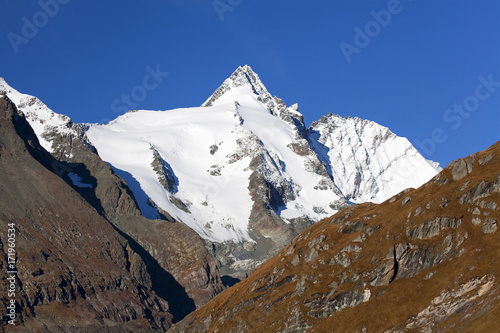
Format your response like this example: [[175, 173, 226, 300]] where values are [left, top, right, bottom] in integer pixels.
[[0, 80, 225, 323], [0, 95, 172, 331], [309, 113, 441, 203], [0, 67, 440, 280], [169, 141, 500, 333]]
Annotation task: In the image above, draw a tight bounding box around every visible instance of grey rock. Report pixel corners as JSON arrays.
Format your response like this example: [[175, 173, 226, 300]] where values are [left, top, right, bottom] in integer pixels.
[[438, 178, 448, 186], [479, 153, 494, 165], [209, 144, 218, 155], [452, 159, 468, 181], [471, 217, 482, 226], [482, 218, 498, 234], [401, 196, 412, 205], [304, 248, 318, 263]]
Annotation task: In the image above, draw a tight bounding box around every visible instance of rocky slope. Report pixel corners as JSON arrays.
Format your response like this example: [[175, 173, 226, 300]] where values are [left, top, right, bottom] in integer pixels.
[[169, 141, 500, 332], [0, 95, 172, 331]]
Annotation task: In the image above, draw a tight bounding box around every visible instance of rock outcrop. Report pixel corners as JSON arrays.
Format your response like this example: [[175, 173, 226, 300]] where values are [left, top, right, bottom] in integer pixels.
[[169, 141, 500, 333]]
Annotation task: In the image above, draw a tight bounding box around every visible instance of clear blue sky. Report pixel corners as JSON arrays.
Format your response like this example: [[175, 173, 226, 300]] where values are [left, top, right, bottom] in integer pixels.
[[1, 0, 499, 167]]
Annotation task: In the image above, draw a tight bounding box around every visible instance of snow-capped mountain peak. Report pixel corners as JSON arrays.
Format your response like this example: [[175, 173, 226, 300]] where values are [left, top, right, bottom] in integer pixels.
[[3, 67, 441, 277], [202, 65, 272, 108], [308, 113, 442, 203], [0, 78, 82, 156]]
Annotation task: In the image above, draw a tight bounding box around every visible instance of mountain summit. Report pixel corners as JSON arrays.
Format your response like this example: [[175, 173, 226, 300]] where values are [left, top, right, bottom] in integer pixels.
[[1, 67, 441, 278], [202, 65, 273, 108]]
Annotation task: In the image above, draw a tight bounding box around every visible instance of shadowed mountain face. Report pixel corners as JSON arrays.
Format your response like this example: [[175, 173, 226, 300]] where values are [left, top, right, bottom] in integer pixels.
[[0, 96, 173, 331], [169, 141, 500, 333]]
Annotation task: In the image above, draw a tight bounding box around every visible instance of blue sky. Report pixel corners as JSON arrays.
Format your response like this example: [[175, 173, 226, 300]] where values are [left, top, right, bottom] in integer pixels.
[[1, 0, 499, 167]]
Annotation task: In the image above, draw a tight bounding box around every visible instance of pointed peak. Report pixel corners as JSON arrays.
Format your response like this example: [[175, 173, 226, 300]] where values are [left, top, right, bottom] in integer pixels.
[[202, 65, 272, 107], [231, 65, 258, 81], [236, 64, 256, 75]]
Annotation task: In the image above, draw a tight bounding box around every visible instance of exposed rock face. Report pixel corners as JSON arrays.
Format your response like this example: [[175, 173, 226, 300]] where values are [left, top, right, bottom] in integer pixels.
[[169, 141, 500, 333], [150, 145, 179, 193], [0, 96, 171, 331]]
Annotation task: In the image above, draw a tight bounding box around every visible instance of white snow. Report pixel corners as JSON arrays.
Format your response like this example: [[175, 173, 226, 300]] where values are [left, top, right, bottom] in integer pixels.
[[0, 78, 77, 154], [309, 114, 442, 203], [86, 106, 256, 242]]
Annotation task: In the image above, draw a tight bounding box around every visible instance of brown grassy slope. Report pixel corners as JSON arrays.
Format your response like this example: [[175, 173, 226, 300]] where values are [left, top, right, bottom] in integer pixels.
[[169, 141, 500, 333], [0, 96, 171, 331]]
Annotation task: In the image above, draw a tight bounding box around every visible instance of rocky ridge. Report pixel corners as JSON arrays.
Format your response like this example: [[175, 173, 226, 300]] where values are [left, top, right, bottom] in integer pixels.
[[309, 113, 441, 203], [169, 141, 500, 333]]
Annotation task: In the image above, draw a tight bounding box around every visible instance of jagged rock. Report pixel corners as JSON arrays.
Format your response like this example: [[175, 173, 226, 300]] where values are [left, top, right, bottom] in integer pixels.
[[304, 248, 319, 263], [398, 275, 495, 332], [401, 196, 412, 205], [209, 144, 218, 155], [151, 145, 178, 193]]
